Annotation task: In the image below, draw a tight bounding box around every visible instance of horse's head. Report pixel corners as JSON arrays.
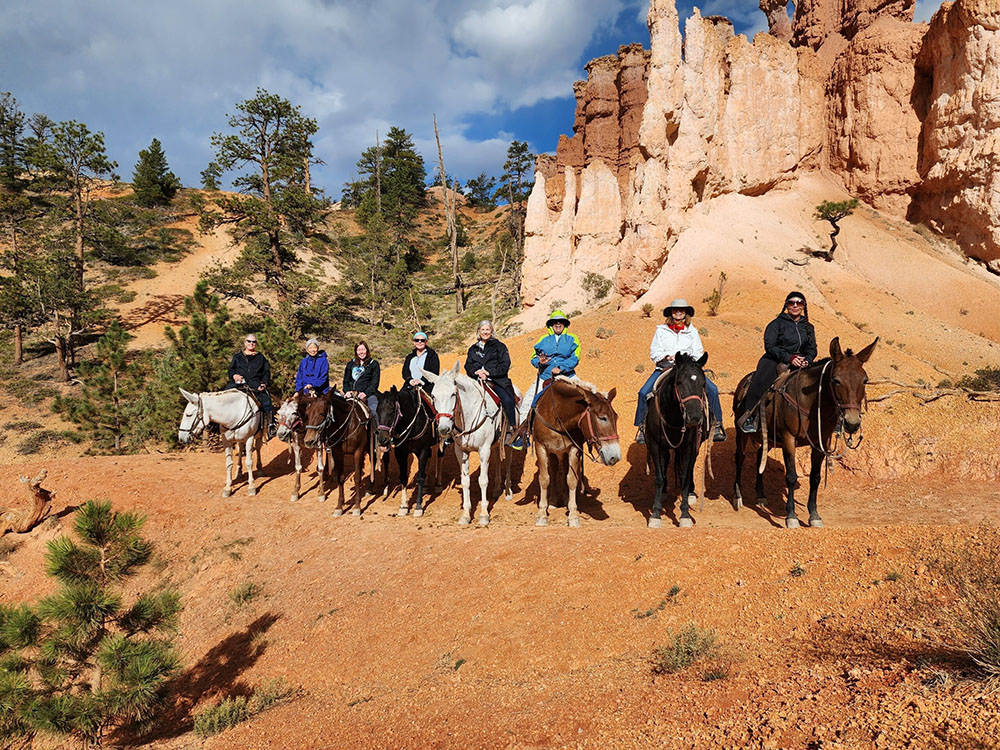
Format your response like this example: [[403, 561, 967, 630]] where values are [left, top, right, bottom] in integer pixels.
[[376, 386, 399, 450], [177, 388, 205, 444], [303, 391, 333, 449], [673, 352, 709, 428], [275, 393, 302, 443], [829, 337, 877, 435], [424, 361, 461, 438], [578, 383, 621, 466]]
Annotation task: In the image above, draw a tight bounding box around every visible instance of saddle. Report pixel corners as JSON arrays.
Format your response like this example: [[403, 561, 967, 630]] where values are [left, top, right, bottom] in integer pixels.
[[416, 388, 436, 415], [483, 382, 521, 407], [646, 366, 675, 400]]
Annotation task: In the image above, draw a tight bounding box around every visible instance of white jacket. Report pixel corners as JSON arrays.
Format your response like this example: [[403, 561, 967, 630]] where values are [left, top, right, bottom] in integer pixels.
[[649, 324, 704, 365]]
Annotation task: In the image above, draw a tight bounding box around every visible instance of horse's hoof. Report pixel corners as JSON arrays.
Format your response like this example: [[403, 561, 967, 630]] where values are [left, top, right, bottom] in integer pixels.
[[352, 509, 361, 516], [732, 496, 743, 511], [809, 517, 824, 528], [247, 488, 257, 497], [458, 516, 471, 526], [332, 508, 343, 517], [478, 516, 490, 527], [398, 507, 408, 517], [679, 517, 693, 528], [535, 517, 548, 527], [413, 509, 424, 518], [786, 517, 800, 529], [222, 489, 232, 498], [568, 517, 581, 528], [317, 495, 326, 504], [648, 517, 662, 529], [289, 495, 298, 503]]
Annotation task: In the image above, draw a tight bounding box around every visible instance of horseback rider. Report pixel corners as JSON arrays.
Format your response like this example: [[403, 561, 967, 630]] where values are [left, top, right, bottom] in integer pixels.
[[737, 290, 817, 433], [342, 340, 381, 415], [509, 309, 581, 450], [225, 333, 275, 439], [294, 338, 330, 396], [465, 320, 517, 442], [402, 331, 440, 393], [634, 299, 726, 445]]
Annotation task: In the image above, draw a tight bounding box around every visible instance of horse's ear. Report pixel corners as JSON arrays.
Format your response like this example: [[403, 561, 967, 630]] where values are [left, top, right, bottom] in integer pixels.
[[422, 369, 438, 383], [856, 337, 878, 364], [830, 337, 843, 361], [607, 387, 617, 403], [390, 385, 397, 394], [179, 388, 198, 404], [697, 352, 708, 367], [451, 361, 461, 374]]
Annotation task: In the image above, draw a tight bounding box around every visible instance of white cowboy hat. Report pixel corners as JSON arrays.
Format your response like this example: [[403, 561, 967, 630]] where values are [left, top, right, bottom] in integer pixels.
[[663, 298, 695, 317]]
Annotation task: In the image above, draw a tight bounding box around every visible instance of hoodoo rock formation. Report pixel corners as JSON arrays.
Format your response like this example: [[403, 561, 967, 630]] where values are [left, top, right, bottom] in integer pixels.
[[522, 0, 1000, 309]]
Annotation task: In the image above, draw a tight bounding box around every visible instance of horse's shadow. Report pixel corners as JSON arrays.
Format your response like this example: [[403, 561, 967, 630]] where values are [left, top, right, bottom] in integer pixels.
[[514, 448, 609, 521]]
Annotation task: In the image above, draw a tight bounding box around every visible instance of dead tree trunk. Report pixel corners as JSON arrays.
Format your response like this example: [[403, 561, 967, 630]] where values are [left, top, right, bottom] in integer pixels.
[[2, 470, 53, 536], [433, 114, 462, 313]]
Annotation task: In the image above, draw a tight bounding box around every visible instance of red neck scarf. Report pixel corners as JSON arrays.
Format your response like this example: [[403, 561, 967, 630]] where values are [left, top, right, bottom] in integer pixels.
[[668, 322, 686, 332]]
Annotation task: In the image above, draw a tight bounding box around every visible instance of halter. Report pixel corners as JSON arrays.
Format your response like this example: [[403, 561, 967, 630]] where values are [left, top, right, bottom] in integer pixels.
[[651, 368, 707, 450], [435, 380, 492, 439], [277, 408, 303, 434], [178, 395, 205, 436], [531, 382, 619, 463]]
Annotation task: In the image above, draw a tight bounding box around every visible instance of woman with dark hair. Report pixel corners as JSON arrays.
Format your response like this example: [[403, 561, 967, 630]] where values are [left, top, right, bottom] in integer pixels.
[[737, 291, 817, 433], [343, 340, 381, 414]]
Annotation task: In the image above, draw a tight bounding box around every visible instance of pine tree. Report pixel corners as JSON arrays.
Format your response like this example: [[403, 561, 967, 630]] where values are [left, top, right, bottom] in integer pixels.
[[256, 317, 301, 397], [164, 280, 236, 393], [54, 321, 138, 452], [0, 92, 27, 191], [465, 172, 497, 210], [0, 501, 182, 747], [200, 161, 222, 191], [131, 138, 180, 207]]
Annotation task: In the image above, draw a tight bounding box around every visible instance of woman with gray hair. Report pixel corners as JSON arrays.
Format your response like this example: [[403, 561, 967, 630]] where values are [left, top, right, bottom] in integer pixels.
[[464, 320, 517, 433], [294, 337, 330, 395]]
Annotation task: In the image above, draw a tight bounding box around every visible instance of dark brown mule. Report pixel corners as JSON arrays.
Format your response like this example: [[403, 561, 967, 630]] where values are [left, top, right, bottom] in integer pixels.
[[304, 391, 373, 516], [530, 377, 621, 527], [732, 337, 877, 528]]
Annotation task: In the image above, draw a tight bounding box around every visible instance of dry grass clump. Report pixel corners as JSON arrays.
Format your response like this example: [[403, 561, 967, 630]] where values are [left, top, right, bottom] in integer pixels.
[[925, 526, 1000, 681], [193, 679, 292, 737]]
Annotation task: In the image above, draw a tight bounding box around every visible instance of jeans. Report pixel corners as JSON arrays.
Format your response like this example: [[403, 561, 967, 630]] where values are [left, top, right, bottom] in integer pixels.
[[490, 383, 517, 426], [633, 371, 723, 427]]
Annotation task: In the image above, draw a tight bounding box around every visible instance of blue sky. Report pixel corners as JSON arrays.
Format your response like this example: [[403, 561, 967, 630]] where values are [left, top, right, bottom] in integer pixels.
[[0, 0, 944, 199]]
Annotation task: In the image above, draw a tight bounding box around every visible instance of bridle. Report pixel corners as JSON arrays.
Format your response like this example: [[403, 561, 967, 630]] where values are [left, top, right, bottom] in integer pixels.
[[378, 390, 432, 447], [532, 384, 619, 462], [652, 367, 707, 450], [178, 395, 205, 437], [435, 379, 491, 439]]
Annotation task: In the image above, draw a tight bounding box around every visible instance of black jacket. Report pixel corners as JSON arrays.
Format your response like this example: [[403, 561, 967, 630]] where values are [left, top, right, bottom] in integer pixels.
[[342, 359, 381, 396], [401, 347, 440, 390], [763, 312, 817, 364], [228, 351, 271, 389], [465, 338, 513, 393]]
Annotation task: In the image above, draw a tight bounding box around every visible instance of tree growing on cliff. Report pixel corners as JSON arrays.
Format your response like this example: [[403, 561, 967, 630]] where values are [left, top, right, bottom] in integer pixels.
[[132, 138, 180, 207], [815, 199, 859, 261], [0, 501, 182, 747], [496, 140, 534, 307]]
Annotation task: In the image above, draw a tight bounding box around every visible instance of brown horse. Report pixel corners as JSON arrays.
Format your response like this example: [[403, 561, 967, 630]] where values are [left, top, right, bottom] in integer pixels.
[[304, 391, 373, 516], [732, 337, 877, 528], [530, 376, 621, 527]]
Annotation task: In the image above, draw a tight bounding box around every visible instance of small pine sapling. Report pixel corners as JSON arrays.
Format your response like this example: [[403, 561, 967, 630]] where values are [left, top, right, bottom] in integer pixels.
[[815, 199, 859, 261]]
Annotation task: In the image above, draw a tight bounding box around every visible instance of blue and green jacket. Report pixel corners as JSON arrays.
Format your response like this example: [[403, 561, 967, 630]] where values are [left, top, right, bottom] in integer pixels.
[[530, 328, 581, 380]]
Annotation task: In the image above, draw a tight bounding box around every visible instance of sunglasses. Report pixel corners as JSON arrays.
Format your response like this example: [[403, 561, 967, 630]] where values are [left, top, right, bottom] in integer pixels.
[[245, 339, 257, 344], [413, 338, 426, 343], [786, 300, 804, 306]]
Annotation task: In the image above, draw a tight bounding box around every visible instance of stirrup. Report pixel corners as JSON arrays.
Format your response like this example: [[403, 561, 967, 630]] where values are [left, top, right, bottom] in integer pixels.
[[635, 426, 646, 445]]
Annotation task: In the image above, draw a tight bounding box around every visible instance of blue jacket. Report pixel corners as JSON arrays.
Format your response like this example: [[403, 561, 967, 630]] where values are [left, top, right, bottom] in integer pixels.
[[295, 351, 330, 394], [530, 328, 581, 380]]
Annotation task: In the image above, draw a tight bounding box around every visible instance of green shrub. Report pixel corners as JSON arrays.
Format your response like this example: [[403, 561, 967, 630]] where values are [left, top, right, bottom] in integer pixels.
[[652, 623, 718, 674], [957, 367, 1000, 391], [581, 272, 612, 304], [193, 679, 292, 737], [230, 581, 263, 607]]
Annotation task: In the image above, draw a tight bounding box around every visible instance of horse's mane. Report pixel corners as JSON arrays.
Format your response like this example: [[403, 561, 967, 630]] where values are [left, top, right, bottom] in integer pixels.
[[554, 375, 609, 399]]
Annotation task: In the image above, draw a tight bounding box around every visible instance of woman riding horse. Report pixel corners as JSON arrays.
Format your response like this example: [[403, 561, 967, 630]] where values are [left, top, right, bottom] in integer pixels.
[[465, 320, 517, 443], [225, 332, 276, 439], [295, 337, 330, 396], [738, 291, 817, 433], [634, 299, 725, 444], [401, 331, 439, 392], [343, 340, 381, 416]]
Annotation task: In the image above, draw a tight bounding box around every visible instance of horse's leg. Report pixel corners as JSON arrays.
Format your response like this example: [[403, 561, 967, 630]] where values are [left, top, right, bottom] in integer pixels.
[[413, 444, 429, 517], [678, 444, 695, 528], [807, 447, 824, 528], [223, 442, 234, 498], [290, 440, 302, 503], [325, 447, 338, 509], [458, 448, 472, 526], [256, 432, 264, 473], [352, 446, 365, 515], [782, 434, 800, 528], [732, 435, 744, 510], [397, 445, 410, 516], [477, 445, 491, 526], [245, 436, 257, 496], [566, 446, 581, 528], [754, 444, 766, 501], [648, 440, 665, 528], [535, 442, 551, 526]]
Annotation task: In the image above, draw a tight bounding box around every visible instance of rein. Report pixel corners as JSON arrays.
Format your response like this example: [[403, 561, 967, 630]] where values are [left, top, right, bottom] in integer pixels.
[[379, 390, 432, 447], [652, 369, 705, 450]]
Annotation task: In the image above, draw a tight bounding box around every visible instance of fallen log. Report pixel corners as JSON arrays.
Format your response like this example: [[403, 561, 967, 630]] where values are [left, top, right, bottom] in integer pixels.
[[2, 469, 54, 536]]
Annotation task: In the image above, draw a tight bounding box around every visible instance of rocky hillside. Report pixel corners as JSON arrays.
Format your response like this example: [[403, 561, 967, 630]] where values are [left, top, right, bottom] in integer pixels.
[[521, 0, 999, 316]]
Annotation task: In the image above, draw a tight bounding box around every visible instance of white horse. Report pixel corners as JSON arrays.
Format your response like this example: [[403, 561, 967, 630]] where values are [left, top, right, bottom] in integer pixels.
[[424, 362, 520, 527], [178, 388, 264, 498], [275, 391, 324, 503]]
